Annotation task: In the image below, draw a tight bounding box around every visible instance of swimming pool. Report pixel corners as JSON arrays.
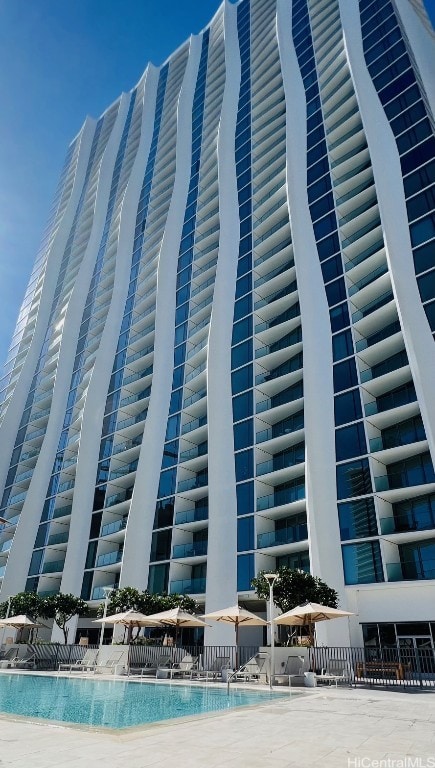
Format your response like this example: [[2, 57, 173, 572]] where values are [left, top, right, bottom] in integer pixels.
[[0, 674, 287, 729]]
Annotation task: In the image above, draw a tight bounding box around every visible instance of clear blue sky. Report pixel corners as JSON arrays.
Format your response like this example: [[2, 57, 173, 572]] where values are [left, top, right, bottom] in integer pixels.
[[0, 0, 434, 370]]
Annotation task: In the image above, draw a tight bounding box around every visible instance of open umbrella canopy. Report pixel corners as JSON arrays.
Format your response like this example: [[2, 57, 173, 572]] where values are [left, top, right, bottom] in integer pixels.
[[0, 614, 47, 629], [273, 602, 354, 626], [142, 607, 209, 628], [203, 605, 267, 628], [93, 609, 162, 627], [203, 605, 267, 667], [274, 601, 354, 645]]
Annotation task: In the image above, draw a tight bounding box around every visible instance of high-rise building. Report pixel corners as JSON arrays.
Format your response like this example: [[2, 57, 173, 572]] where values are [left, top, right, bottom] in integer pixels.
[[0, 0, 434, 648]]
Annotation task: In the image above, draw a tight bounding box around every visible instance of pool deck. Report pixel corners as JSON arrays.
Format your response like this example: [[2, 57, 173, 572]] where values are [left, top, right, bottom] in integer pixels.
[[0, 676, 434, 767]]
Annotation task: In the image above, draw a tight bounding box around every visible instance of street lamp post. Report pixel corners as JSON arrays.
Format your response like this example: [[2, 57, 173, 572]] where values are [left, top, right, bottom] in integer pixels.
[[99, 587, 114, 650], [264, 573, 279, 689]]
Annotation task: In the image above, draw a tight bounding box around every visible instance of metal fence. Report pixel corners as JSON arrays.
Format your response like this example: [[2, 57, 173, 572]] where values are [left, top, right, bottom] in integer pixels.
[[309, 645, 435, 688], [1, 643, 434, 687]]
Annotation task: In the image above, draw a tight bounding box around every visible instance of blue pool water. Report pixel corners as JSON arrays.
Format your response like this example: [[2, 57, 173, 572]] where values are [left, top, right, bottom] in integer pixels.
[[0, 674, 286, 729]]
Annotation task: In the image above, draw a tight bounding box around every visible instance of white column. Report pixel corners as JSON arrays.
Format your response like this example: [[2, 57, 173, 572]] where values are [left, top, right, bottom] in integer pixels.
[[277, 0, 349, 647], [120, 37, 203, 588], [204, 0, 241, 647]]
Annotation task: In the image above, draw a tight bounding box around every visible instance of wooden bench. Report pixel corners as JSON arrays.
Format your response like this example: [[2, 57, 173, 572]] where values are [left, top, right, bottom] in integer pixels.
[[356, 661, 409, 681]]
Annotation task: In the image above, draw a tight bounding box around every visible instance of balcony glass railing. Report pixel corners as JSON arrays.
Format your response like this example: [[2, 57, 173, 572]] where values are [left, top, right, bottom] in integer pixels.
[[41, 559, 65, 574], [52, 504, 72, 519], [92, 584, 117, 601], [175, 507, 208, 525], [352, 290, 393, 322], [256, 382, 303, 413], [96, 550, 122, 568], [179, 442, 208, 462], [380, 510, 435, 535], [355, 319, 401, 352], [177, 474, 208, 493], [361, 350, 408, 383], [364, 385, 416, 416], [47, 532, 69, 546], [101, 518, 127, 537], [172, 541, 208, 558], [181, 415, 207, 435], [256, 482, 305, 511], [387, 559, 435, 582], [348, 262, 388, 297], [170, 577, 206, 594], [375, 467, 435, 492], [257, 523, 308, 548], [256, 411, 304, 444], [256, 443, 305, 476]]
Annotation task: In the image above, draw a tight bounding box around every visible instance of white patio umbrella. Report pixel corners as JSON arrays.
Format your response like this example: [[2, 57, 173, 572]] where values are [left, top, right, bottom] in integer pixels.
[[273, 601, 354, 646], [143, 607, 210, 645], [0, 614, 48, 642], [203, 605, 268, 668], [93, 609, 162, 644]]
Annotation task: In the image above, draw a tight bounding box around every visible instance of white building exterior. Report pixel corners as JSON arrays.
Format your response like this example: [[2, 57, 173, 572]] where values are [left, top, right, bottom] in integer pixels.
[[0, 0, 434, 650]]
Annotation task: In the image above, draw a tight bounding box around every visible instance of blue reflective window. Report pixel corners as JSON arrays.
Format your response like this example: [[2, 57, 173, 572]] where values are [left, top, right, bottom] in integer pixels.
[[165, 414, 180, 441], [326, 278, 346, 307], [175, 322, 188, 345], [417, 270, 435, 302], [169, 389, 182, 415], [232, 316, 252, 345], [231, 340, 252, 370], [406, 184, 435, 223], [425, 300, 435, 331], [237, 516, 254, 552], [313, 213, 337, 241], [172, 365, 184, 390], [237, 481, 254, 516], [333, 357, 358, 392], [336, 458, 372, 500], [233, 390, 253, 421], [322, 254, 343, 283], [310, 193, 334, 222], [234, 419, 253, 450], [237, 553, 255, 591], [342, 541, 384, 584], [157, 469, 176, 499], [161, 442, 179, 470], [335, 421, 367, 461], [231, 364, 253, 395], [236, 273, 251, 298], [174, 343, 186, 367], [234, 294, 252, 321], [332, 329, 353, 362], [338, 498, 378, 540], [403, 159, 435, 198], [330, 302, 350, 333], [400, 137, 435, 176], [235, 449, 254, 482], [410, 213, 435, 248], [334, 388, 362, 426], [317, 233, 340, 261]]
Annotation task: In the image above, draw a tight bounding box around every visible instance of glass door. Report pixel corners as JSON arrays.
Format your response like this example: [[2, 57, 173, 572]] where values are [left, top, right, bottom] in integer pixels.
[[398, 636, 435, 674]]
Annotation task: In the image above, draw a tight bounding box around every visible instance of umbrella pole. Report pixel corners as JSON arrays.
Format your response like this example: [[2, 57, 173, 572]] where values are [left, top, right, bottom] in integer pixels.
[[235, 622, 239, 670]]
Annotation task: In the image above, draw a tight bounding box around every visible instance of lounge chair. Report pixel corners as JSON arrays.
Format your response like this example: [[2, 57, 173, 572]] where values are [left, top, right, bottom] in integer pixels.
[[193, 656, 231, 681], [315, 659, 353, 687], [275, 655, 305, 687], [233, 652, 269, 683], [129, 654, 172, 677], [58, 648, 99, 673], [93, 649, 128, 675], [169, 654, 199, 679], [0, 647, 20, 668], [8, 646, 36, 670]]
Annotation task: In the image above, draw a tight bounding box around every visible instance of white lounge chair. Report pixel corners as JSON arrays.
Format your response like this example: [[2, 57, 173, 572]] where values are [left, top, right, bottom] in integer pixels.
[[59, 648, 99, 673], [93, 649, 127, 675], [233, 652, 269, 683], [193, 656, 231, 681], [275, 655, 305, 686], [129, 654, 172, 677], [315, 658, 353, 686], [169, 654, 199, 679]]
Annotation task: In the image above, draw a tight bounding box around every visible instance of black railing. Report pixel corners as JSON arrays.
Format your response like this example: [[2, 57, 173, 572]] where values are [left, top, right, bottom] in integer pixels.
[[1, 643, 434, 687]]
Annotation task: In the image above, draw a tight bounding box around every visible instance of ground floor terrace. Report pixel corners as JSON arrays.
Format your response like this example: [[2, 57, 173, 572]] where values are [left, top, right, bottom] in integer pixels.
[[0, 681, 434, 768]]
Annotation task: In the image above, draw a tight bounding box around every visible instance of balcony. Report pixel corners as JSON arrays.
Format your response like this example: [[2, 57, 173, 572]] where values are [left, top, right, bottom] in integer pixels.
[[181, 415, 207, 436], [41, 559, 65, 574], [360, 349, 408, 383], [257, 522, 308, 548], [96, 550, 122, 568], [179, 441, 208, 463], [105, 487, 133, 508], [101, 518, 127, 537], [172, 541, 208, 558], [256, 442, 305, 477], [170, 577, 206, 594], [256, 381, 303, 414], [380, 508, 435, 535], [257, 481, 305, 511], [177, 472, 208, 493], [47, 532, 69, 546], [352, 290, 393, 323], [256, 410, 304, 444], [175, 507, 208, 525], [255, 352, 303, 386], [92, 584, 117, 601], [364, 383, 416, 417], [386, 559, 435, 582]]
